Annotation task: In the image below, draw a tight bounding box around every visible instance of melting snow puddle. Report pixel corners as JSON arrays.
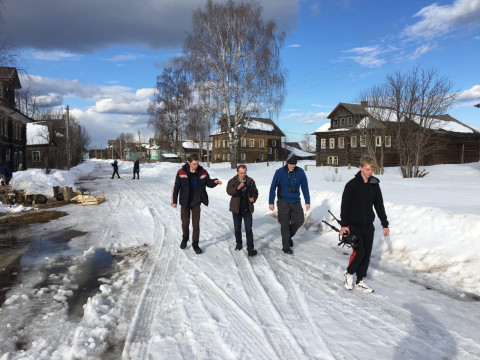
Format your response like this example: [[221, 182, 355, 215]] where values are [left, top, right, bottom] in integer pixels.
[[0, 225, 121, 318]]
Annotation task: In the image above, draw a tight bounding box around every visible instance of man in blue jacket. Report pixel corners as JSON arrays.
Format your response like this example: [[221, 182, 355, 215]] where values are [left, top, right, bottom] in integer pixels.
[[269, 153, 310, 254], [0, 162, 12, 186], [172, 154, 222, 254]]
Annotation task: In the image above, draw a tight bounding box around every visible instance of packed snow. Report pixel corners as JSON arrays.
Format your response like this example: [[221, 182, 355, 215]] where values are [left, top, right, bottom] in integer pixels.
[[1, 159, 479, 359]]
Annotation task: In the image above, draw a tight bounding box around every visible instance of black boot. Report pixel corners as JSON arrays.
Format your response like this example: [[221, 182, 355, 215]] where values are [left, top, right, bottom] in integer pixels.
[[180, 238, 188, 249], [192, 243, 203, 254], [282, 248, 293, 254], [247, 248, 257, 257], [235, 243, 242, 251]]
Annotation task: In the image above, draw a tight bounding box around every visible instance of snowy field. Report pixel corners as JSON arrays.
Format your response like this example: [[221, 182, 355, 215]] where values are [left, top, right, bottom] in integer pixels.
[[1, 159, 480, 359]]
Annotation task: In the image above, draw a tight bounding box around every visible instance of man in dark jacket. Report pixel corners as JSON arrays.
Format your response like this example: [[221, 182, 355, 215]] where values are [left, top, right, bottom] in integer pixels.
[[0, 162, 12, 186], [269, 153, 310, 254], [226, 165, 259, 257], [171, 154, 222, 254], [133, 159, 140, 179], [111, 160, 120, 179], [340, 155, 390, 293]]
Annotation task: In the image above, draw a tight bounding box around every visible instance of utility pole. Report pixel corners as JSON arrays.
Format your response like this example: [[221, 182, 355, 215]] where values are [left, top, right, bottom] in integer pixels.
[[205, 108, 210, 167], [66, 105, 71, 170]]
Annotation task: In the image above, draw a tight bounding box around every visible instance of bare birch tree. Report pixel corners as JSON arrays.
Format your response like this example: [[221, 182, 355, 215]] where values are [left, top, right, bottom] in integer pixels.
[[181, 0, 286, 168], [148, 64, 191, 153], [386, 67, 456, 177], [299, 133, 314, 152]]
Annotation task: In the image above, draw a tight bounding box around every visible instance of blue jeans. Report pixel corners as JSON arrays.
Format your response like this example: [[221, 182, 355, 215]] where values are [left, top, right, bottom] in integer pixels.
[[232, 211, 254, 249]]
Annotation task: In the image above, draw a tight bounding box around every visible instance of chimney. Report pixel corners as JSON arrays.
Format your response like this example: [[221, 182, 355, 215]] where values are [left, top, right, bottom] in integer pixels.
[[360, 100, 368, 106]]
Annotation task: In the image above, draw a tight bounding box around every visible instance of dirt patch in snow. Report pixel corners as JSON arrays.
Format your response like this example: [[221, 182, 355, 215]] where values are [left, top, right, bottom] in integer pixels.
[[0, 210, 68, 225]]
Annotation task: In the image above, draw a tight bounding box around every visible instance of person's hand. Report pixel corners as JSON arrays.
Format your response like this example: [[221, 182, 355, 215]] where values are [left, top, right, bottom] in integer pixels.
[[269, 204, 274, 211], [340, 226, 349, 237], [249, 197, 255, 203], [172, 203, 177, 208], [305, 204, 310, 211], [383, 228, 390, 237], [214, 179, 222, 185], [238, 182, 245, 190]]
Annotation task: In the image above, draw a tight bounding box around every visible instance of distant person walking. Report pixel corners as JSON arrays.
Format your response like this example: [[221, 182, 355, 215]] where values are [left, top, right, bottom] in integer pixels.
[[0, 162, 12, 186], [340, 155, 389, 293], [133, 159, 140, 179], [111, 160, 120, 179], [269, 153, 310, 254], [171, 154, 222, 254], [226, 165, 259, 257]]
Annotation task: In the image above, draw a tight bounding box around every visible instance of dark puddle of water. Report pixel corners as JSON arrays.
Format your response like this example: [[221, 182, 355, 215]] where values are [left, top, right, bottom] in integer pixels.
[[0, 225, 121, 317]]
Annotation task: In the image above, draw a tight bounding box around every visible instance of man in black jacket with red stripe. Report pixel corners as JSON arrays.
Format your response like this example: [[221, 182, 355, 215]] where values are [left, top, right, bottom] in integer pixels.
[[172, 154, 222, 254], [340, 155, 389, 293]]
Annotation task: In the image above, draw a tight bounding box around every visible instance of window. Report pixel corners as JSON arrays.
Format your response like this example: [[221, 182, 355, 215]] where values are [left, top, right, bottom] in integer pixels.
[[249, 139, 255, 147], [259, 139, 264, 148], [241, 138, 246, 147], [375, 136, 382, 147], [321, 139, 326, 149], [338, 137, 344, 149], [33, 151, 41, 162], [329, 138, 335, 149], [259, 154, 264, 161], [222, 154, 226, 161], [333, 119, 338, 127], [272, 140, 276, 147], [360, 135, 366, 147], [385, 136, 392, 147], [348, 117, 352, 125], [268, 147, 272, 154], [328, 156, 338, 165], [223, 140, 226, 148], [241, 153, 246, 161], [340, 118, 345, 126], [227, 153, 230, 161], [351, 136, 357, 148]]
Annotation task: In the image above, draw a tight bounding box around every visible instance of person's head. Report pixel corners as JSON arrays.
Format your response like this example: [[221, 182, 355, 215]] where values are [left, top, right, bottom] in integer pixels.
[[286, 153, 297, 171], [237, 164, 247, 180], [188, 154, 200, 172], [359, 155, 376, 181]]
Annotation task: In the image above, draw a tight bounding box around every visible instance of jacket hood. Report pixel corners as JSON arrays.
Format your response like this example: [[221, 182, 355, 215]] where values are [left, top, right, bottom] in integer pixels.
[[355, 171, 380, 184], [182, 163, 204, 174]]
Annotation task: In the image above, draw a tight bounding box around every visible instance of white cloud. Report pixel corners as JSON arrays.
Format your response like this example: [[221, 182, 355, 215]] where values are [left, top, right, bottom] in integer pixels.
[[342, 46, 387, 68], [287, 44, 301, 48], [457, 85, 480, 102], [403, 0, 480, 39], [27, 50, 82, 61]]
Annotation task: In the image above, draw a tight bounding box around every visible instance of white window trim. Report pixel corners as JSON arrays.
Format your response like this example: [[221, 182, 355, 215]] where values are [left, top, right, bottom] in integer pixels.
[[360, 135, 366, 148], [329, 138, 335, 149], [241, 138, 246, 147], [338, 137, 344, 149], [351, 136, 357, 148], [241, 153, 246, 161], [259, 139, 264, 148], [376, 135, 382, 147], [321, 139, 326, 149], [249, 139, 255, 147]]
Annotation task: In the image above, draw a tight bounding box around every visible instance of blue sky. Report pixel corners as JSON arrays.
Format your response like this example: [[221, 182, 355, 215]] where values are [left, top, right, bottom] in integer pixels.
[[2, 0, 480, 147]]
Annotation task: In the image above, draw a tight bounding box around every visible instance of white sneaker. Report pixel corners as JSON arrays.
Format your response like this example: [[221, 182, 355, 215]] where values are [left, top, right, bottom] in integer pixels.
[[344, 272, 354, 290], [355, 280, 374, 293]]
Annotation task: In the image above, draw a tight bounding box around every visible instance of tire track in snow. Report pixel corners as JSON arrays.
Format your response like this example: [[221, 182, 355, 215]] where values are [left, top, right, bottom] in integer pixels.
[[122, 222, 181, 359]]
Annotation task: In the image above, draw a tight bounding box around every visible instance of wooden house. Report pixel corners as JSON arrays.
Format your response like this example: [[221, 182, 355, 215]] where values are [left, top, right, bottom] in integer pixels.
[[211, 116, 285, 163], [0, 67, 32, 170], [26, 123, 51, 169], [314, 102, 480, 167]]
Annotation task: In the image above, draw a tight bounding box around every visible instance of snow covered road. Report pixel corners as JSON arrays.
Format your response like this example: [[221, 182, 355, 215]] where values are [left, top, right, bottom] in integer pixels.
[[1, 160, 480, 359]]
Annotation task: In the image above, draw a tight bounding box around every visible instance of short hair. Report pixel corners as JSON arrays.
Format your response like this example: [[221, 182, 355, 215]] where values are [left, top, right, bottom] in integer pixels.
[[359, 155, 376, 168], [188, 154, 200, 162], [237, 164, 247, 172]]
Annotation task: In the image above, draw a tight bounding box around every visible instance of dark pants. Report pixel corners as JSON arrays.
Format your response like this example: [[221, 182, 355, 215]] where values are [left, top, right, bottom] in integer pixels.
[[233, 211, 254, 249], [347, 224, 374, 282], [1, 175, 12, 186], [181, 204, 201, 243], [133, 170, 139, 179], [277, 199, 304, 249], [111, 170, 120, 179]]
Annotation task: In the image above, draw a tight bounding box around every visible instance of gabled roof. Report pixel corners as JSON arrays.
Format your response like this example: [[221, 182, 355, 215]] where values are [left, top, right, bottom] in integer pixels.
[[327, 102, 368, 119], [0, 104, 33, 124], [284, 142, 301, 150], [214, 115, 285, 137], [0, 67, 21, 88]]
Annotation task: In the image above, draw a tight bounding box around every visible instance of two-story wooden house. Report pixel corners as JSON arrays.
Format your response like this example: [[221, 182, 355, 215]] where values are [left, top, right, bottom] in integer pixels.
[[211, 116, 285, 163], [315, 102, 480, 167], [0, 67, 32, 170]]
